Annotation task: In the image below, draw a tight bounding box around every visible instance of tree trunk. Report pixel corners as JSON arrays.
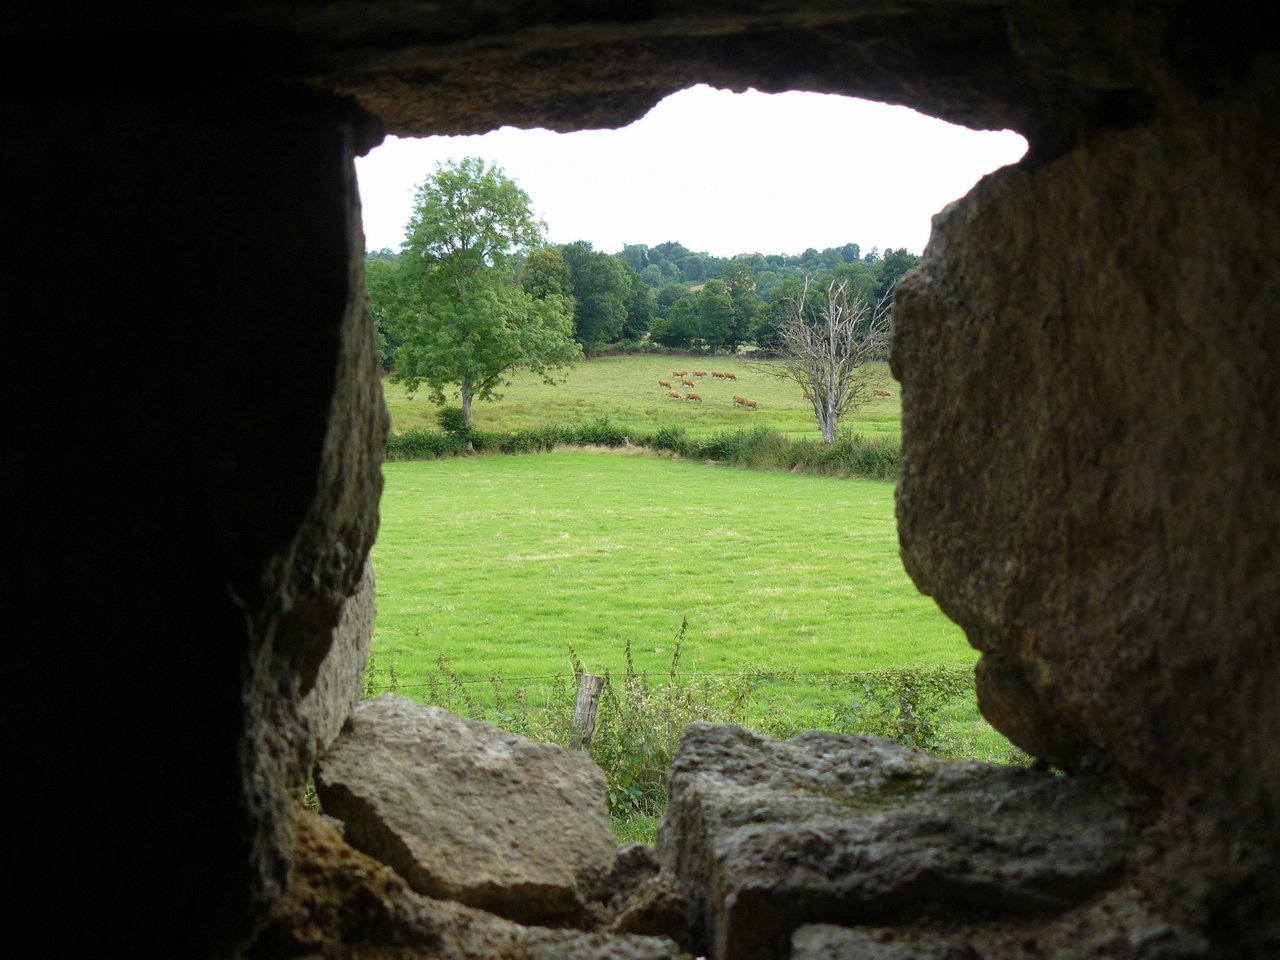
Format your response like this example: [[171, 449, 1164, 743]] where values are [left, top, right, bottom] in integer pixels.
[[818, 408, 837, 444], [460, 377, 475, 451]]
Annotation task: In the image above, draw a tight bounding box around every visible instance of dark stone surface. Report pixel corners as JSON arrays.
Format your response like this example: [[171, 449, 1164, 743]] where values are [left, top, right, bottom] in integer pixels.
[[1, 4, 1276, 957], [658, 724, 1131, 960]]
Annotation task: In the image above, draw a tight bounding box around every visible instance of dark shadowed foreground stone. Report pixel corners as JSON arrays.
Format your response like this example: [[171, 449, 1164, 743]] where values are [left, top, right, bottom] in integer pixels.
[[245, 802, 690, 959], [314, 694, 619, 926], [657, 723, 1133, 960]]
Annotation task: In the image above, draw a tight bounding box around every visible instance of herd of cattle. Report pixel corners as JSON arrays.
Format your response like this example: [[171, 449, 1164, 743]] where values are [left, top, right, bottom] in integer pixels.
[[655, 368, 893, 409], [657, 368, 759, 408]]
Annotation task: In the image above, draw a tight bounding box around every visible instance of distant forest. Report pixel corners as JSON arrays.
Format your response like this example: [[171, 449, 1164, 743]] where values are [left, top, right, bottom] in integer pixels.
[[367, 240, 921, 367]]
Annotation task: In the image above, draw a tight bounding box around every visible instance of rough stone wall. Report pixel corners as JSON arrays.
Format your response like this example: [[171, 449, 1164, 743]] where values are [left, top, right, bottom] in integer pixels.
[[0, 88, 385, 955], [893, 55, 1280, 936], [1, 3, 1276, 958]]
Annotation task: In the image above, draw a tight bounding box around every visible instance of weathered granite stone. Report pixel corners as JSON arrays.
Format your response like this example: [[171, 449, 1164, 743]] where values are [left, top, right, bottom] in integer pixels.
[[658, 723, 1131, 960], [892, 55, 1280, 937], [612, 869, 697, 955], [609, 842, 663, 905], [4, 5, 1278, 959], [247, 804, 691, 959], [790, 927, 980, 960], [315, 695, 620, 926], [304, 558, 379, 757]]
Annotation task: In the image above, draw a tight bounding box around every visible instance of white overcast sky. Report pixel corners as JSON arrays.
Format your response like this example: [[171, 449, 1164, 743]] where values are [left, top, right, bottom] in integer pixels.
[[355, 84, 1027, 260]]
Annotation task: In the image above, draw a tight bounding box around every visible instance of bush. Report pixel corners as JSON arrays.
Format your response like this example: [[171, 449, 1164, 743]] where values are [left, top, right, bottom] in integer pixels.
[[436, 405, 470, 436], [384, 419, 899, 480], [587, 625, 757, 820], [576, 418, 630, 447], [646, 424, 687, 452], [824, 666, 972, 753], [386, 428, 468, 460], [398, 620, 763, 825]]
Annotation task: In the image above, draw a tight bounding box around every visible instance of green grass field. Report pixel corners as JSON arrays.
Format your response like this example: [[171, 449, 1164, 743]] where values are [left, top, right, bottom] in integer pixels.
[[371, 454, 1015, 761], [374, 452, 964, 682], [370, 362, 1018, 840], [382, 354, 902, 440]]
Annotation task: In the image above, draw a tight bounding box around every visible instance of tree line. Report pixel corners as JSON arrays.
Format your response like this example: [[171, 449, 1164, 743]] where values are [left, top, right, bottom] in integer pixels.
[[367, 171, 919, 370], [367, 157, 920, 431]]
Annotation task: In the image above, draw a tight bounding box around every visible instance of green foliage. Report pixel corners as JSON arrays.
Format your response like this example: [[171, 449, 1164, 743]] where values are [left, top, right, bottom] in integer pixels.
[[825, 666, 974, 753], [436, 405, 469, 437], [620, 269, 656, 342], [365, 254, 408, 372], [649, 295, 699, 349], [590, 627, 757, 821], [519, 245, 575, 303], [695, 279, 734, 353], [390, 157, 581, 426], [385, 419, 899, 480], [559, 240, 638, 348], [385, 428, 468, 459]]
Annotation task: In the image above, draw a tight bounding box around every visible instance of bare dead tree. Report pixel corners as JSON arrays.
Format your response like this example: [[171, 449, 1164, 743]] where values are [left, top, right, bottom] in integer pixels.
[[764, 276, 893, 443]]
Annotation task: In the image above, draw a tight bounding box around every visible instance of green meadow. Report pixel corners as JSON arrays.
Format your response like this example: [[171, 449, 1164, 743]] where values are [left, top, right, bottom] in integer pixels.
[[374, 453, 966, 684], [370, 355, 1019, 837], [382, 354, 902, 440]]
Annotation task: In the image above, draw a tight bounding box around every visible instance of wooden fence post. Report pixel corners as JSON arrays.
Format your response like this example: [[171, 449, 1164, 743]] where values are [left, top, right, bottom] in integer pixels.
[[572, 674, 605, 751]]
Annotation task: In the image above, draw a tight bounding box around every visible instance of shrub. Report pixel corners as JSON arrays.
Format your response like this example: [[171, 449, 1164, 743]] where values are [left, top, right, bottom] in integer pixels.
[[436, 405, 470, 436], [576, 418, 629, 447], [824, 666, 972, 754], [398, 620, 762, 824], [385, 428, 468, 460], [587, 625, 757, 820], [647, 424, 687, 452], [383, 416, 899, 480]]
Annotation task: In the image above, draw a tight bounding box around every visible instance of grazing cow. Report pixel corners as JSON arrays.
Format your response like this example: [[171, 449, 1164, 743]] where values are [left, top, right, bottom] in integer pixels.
[[743, 398, 758, 410], [686, 393, 702, 402], [673, 370, 687, 377], [669, 391, 684, 399], [712, 371, 725, 379], [681, 378, 695, 388], [873, 388, 892, 398], [693, 370, 707, 377], [733, 395, 747, 406], [723, 371, 738, 381], [658, 379, 672, 389]]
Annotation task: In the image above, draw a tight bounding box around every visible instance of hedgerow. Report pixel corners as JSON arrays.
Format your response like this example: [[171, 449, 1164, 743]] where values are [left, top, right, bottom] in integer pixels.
[[386, 419, 900, 480]]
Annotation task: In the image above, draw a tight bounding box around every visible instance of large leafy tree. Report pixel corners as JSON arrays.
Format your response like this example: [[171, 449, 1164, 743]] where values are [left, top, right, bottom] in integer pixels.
[[695, 280, 734, 353], [620, 269, 656, 342], [558, 240, 633, 348], [387, 157, 580, 428], [720, 261, 763, 353], [365, 252, 408, 372]]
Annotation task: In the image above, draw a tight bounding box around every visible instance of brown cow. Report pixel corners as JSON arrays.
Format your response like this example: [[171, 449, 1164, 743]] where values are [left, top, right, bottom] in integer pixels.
[[743, 398, 758, 410], [681, 378, 695, 388], [873, 388, 892, 398], [712, 371, 726, 379], [693, 370, 707, 377], [658, 379, 672, 389], [723, 371, 738, 381], [686, 393, 702, 402], [733, 395, 747, 406], [669, 391, 683, 399], [673, 370, 687, 377]]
